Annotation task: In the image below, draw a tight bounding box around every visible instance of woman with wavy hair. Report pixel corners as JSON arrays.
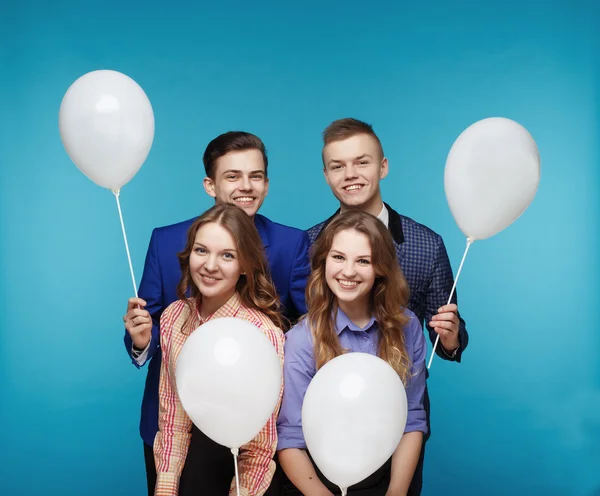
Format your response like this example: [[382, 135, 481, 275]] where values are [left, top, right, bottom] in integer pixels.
[[277, 211, 427, 496], [153, 203, 285, 496]]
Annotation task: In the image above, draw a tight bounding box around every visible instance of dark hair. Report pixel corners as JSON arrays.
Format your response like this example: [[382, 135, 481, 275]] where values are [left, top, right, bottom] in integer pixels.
[[202, 131, 268, 179], [176, 203, 284, 330], [305, 210, 412, 382], [322, 118, 384, 161]]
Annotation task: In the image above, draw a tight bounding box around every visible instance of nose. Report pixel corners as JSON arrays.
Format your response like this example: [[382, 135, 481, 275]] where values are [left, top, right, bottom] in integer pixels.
[[344, 163, 358, 180], [240, 175, 252, 191], [204, 254, 218, 272], [341, 260, 357, 278]]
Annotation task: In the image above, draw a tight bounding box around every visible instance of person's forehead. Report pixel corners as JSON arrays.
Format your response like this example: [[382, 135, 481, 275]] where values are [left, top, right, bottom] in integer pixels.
[[214, 149, 266, 172], [324, 134, 380, 158]]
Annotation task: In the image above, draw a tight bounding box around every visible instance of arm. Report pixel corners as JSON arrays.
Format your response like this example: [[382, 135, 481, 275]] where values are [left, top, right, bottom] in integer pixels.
[[153, 305, 192, 496], [425, 236, 469, 362], [276, 325, 332, 495], [230, 328, 285, 496], [278, 449, 333, 496], [387, 315, 427, 495], [123, 228, 163, 367], [288, 231, 310, 317]]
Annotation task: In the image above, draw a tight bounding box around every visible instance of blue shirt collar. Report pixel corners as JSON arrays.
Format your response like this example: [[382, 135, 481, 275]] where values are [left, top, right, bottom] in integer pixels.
[[335, 307, 377, 334]]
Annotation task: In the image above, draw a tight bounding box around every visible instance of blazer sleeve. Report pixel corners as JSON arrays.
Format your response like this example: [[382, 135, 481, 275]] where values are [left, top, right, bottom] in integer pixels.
[[123, 228, 163, 368], [424, 236, 469, 362]]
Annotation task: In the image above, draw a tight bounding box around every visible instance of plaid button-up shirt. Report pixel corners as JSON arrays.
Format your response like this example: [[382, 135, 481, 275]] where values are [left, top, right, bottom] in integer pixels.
[[153, 293, 285, 496]]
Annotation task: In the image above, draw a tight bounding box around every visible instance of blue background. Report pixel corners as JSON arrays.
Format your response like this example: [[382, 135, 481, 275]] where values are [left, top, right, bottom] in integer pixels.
[[1, 1, 599, 494]]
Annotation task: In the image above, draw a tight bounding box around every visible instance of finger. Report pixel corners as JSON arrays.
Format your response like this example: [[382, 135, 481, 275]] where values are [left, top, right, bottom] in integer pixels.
[[131, 308, 151, 319], [429, 320, 457, 333], [437, 304, 458, 314], [128, 297, 147, 310], [432, 312, 459, 323]]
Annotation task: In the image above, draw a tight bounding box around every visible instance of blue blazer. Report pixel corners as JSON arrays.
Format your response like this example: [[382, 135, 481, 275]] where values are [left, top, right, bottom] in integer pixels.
[[124, 214, 310, 446]]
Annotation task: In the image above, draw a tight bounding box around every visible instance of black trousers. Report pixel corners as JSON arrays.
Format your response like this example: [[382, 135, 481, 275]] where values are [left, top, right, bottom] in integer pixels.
[[143, 442, 157, 496]]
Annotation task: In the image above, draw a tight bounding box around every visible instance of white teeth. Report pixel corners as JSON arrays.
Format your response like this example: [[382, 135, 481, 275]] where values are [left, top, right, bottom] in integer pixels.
[[202, 275, 217, 281], [345, 185, 362, 191], [338, 280, 358, 287], [235, 197, 254, 202]]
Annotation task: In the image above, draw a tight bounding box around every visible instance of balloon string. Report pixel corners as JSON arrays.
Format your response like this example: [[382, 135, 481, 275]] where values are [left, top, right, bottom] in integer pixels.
[[340, 488, 348, 496], [231, 448, 241, 496], [112, 189, 138, 297], [427, 238, 472, 369]]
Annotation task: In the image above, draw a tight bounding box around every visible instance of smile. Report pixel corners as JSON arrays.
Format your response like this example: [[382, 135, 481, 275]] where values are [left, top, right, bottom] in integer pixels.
[[337, 279, 359, 288], [200, 274, 220, 282], [234, 197, 255, 203], [343, 184, 363, 192]]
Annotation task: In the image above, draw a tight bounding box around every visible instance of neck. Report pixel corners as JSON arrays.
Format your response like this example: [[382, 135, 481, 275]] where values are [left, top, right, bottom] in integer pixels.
[[199, 290, 235, 319], [341, 194, 384, 218], [338, 298, 371, 328]]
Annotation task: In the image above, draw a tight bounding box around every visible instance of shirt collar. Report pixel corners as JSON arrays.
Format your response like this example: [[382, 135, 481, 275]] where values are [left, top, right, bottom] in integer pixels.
[[376, 203, 389, 228], [183, 292, 243, 334], [334, 307, 377, 335]]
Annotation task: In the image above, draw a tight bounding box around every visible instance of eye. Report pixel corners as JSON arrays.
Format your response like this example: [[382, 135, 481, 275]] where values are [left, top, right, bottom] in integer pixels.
[[226, 174, 238, 180], [331, 254, 344, 261], [251, 174, 264, 180], [358, 160, 369, 165], [194, 247, 206, 254], [223, 252, 235, 260], [330, 164, 342, 170], [358, 258, 371, 265]]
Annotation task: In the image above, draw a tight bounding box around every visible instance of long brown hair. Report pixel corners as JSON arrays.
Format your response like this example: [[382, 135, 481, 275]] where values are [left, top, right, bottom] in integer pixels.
[[176, 203, 284, 330], [306, 211, 412, 382]]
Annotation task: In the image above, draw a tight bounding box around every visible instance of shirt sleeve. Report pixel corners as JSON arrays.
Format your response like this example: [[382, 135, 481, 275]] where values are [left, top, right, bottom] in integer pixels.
[[424, 236, 469, 362], [153, 305, 192, 496], [404, 314, 428, 435], [230, 327, 285, 496], [276, 321, 316, 450]]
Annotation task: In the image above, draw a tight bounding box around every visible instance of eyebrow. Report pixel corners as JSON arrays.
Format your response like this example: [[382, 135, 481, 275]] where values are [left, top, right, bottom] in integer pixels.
[[330, 249, 371, 258], [221, 169, 265, 175], [193, 242, 238, 252], [327, 154, 372, 166]]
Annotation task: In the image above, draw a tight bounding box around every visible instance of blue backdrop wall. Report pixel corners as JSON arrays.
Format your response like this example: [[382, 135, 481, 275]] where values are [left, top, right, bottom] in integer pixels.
[[1, 1, 599, 494]]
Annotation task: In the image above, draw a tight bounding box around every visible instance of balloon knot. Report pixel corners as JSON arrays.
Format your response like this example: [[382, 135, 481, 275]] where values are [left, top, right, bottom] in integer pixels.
[[111, 188, 120, 197]]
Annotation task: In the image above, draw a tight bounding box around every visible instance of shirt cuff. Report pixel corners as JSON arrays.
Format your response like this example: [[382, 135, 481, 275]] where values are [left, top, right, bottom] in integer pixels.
[[154, 472, 179, 496], [276, 426, 306, 450], [132, 340, 151, 365]]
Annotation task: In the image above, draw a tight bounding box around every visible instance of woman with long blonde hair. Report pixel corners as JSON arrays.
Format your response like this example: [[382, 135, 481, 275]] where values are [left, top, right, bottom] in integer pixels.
[[277, 211, 427, 495], [153, 203, 285, 496]]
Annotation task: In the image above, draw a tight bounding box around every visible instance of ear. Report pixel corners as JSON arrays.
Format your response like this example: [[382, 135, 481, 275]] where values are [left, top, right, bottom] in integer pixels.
[[203, 177, 216, 198], [380, 157, 389, 180], [264, 177, 269, 197]]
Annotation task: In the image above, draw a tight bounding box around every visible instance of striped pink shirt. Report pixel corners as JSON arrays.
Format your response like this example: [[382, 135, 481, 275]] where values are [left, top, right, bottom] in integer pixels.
[[153, 293, 285, 496]]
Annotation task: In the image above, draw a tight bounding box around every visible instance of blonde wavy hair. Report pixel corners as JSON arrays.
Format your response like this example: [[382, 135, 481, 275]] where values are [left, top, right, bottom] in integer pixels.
[[176, 203, 285, 331], [306, 211, 412, 383]]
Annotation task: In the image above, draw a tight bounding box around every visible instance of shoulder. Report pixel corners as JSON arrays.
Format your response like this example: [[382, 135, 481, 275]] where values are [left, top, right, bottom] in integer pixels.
[[306, 220, 327, 244], [284, 318, 314, 357], [238, 305, 283, 336], [397, 213, 443, 244], [257, 214, 307, 240], [152, 217, 197, 238], [400, 307, 424, 346], [161, 299, 189, 326]]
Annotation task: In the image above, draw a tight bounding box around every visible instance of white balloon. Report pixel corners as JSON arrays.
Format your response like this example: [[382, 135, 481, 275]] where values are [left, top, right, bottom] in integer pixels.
[[444, 117, 540, 241], [59, 70, 155, 190], [302, 353, 407, 492], [176, 317, 282, 449]]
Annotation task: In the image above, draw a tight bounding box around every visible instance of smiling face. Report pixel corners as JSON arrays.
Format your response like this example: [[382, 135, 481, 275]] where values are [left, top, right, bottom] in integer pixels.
[[203, 149, 269, 217], [322, 133, 388, 217], [189, 221, 242, 310], [325, 228, 376, 316]]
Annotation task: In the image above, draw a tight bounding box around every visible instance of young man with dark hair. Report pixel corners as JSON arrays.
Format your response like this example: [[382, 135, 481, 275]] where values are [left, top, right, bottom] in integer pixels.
[[306, 118, 470, 495], [123, 131, 310, 495]]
